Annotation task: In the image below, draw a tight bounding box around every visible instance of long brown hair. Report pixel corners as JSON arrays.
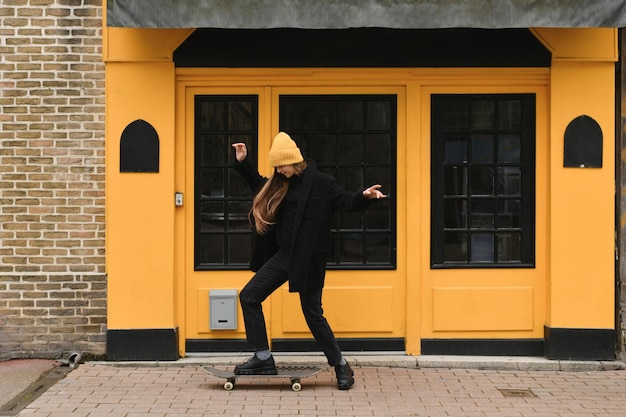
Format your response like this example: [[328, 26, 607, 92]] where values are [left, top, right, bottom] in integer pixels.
[[250, 161, 307, 235]]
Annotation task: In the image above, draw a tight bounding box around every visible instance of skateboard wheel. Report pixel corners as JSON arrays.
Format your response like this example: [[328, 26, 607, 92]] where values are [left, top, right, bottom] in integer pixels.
[[224, 381, 234, 391], [291, 382, 302, 392]]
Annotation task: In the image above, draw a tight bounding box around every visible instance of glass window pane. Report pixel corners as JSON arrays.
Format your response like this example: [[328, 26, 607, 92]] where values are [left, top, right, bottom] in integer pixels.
[[201, 201, 225, 231], [301, 133, 334, 163], [471, 134, 494, 163], [498, 100, 521, 130], [497, 199, 521, 228], [365, 167, 390, 191], [444, 232, 467, 262], [281, 100, 310, 131], [200, 234, 224, 264], [470, 199, 495, 229], [200, 168, 224, 197], [338, 166, 363, 190], [337, 134, 364, 164], [311, 100, 336, 130], [200, 101, 225, 131], [200, 134, 226, 166], [444, 166, 467, 196], [471, 101, 494, 130], [340, 211, 363, 229], [469, 167, 494, 195], [228, 234, 252, 264], [339, 232, 363, 263], [497, 167, 521, 195], [228, 201, 251, 230], [367, 100, 391, 130], [445, 135, 467, 163], [338, 101, 364, 130], [444, 101, 468, 131], [498, 134, 521, 163], [365, 201, 390, 229], [367, 234, 390, 263], [471, 233, 494, 262], [444, 199, 467, 228], [366, 134, 391, 164], [497, 232, 521, 262], [228, 101, 253, 131], [228, 169, 250, 198]]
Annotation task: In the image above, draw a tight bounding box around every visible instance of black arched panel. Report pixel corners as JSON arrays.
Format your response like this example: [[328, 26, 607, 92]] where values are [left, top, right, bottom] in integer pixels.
[[120, 119, 160, 172], [563, 115, 603, 168]]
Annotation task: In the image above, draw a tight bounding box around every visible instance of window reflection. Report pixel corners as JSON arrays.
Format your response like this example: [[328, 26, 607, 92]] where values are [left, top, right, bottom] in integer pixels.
[[470, 199, 495, 228], [445, 135, 467, 163], [497, 167, 521, 195], [498, 134, 521, 163], [497, 199, 520, 228], [497, 232, 521, 262], [471, 101, 494, 130], [498, 100, 521, 130], [471, 134, 494, 163], [471, 233, 494, 262]]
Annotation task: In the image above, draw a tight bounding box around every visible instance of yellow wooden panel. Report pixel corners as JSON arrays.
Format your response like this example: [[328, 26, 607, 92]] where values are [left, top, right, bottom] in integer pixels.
[[106, 61, 177, 329], [532, 28, 617, 62], [548, 60, 615, 329], [104, 27, 193, 62], [280, 286, 394, 333], [432, 287, 534, 332]]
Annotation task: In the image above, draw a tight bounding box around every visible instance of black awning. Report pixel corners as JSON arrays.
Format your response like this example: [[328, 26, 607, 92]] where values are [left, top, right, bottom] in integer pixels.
[[106, 0, 626, 29], [173, 28, 551, 68]]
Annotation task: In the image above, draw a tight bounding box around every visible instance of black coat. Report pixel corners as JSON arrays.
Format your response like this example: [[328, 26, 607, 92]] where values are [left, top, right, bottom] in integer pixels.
[[234, 158, 373, 292]]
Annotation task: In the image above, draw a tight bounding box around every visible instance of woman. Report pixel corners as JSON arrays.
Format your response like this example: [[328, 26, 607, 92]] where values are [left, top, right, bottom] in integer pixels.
[[231, 132, 386, 390]]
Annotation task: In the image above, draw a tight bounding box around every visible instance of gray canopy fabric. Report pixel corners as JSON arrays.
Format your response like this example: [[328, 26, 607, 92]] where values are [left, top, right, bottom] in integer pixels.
[[106, 0, 626, 29]]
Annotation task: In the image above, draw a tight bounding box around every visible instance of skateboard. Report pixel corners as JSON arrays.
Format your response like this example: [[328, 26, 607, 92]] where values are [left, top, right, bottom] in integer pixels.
[[202, 366, 323, 391]]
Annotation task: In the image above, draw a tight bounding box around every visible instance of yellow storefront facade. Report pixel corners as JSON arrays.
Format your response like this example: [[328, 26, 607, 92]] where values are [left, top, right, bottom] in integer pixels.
[[103, 6, 618, 361]]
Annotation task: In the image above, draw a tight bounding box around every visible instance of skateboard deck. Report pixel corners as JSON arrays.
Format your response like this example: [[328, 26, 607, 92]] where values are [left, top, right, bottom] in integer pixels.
[[202, 366, 323, 391]]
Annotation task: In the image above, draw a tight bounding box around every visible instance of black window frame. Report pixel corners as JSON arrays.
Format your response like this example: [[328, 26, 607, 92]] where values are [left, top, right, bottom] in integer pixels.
[[194, 95, 258, 271], [431, 94, 536, 268]]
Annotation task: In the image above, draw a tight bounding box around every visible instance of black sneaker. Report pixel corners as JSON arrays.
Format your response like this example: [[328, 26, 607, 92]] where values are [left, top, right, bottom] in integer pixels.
[[234, 355, 278, 375], [335, 362, 355, 390]]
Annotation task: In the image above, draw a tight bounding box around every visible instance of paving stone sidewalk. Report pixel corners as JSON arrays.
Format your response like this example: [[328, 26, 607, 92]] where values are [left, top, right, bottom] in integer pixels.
[[17, 363, 626, 417]]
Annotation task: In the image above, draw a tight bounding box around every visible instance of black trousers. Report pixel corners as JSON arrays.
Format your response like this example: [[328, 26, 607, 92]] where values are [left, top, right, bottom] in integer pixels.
[[239, 249, 343, 366]]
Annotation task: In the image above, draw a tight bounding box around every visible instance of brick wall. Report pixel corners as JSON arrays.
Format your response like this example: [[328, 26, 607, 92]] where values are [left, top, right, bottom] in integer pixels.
[[0, 0, 105, 360]]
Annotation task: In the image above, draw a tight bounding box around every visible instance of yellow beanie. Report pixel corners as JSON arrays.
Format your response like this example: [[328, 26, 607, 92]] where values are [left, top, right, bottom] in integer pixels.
[[268, 132, 304, 167]]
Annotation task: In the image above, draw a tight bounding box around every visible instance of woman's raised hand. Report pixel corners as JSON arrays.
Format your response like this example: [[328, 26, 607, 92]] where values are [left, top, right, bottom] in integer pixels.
[[232, 143, 247, 162], [363, 184, 387, 200]]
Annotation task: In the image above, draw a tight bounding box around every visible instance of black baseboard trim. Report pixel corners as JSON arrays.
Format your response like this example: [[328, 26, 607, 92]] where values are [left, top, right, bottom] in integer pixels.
[[421, 339, 545, 356], [185, 338, 405, 353], [186, 339, 251, 353], [544, 326, 616, 360], [272, 338, 405, 352], [107, 328, 179, 361]]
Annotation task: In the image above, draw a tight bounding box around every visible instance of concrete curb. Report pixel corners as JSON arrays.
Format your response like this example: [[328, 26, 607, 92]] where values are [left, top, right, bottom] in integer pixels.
[[93, 354, 626, 372]]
